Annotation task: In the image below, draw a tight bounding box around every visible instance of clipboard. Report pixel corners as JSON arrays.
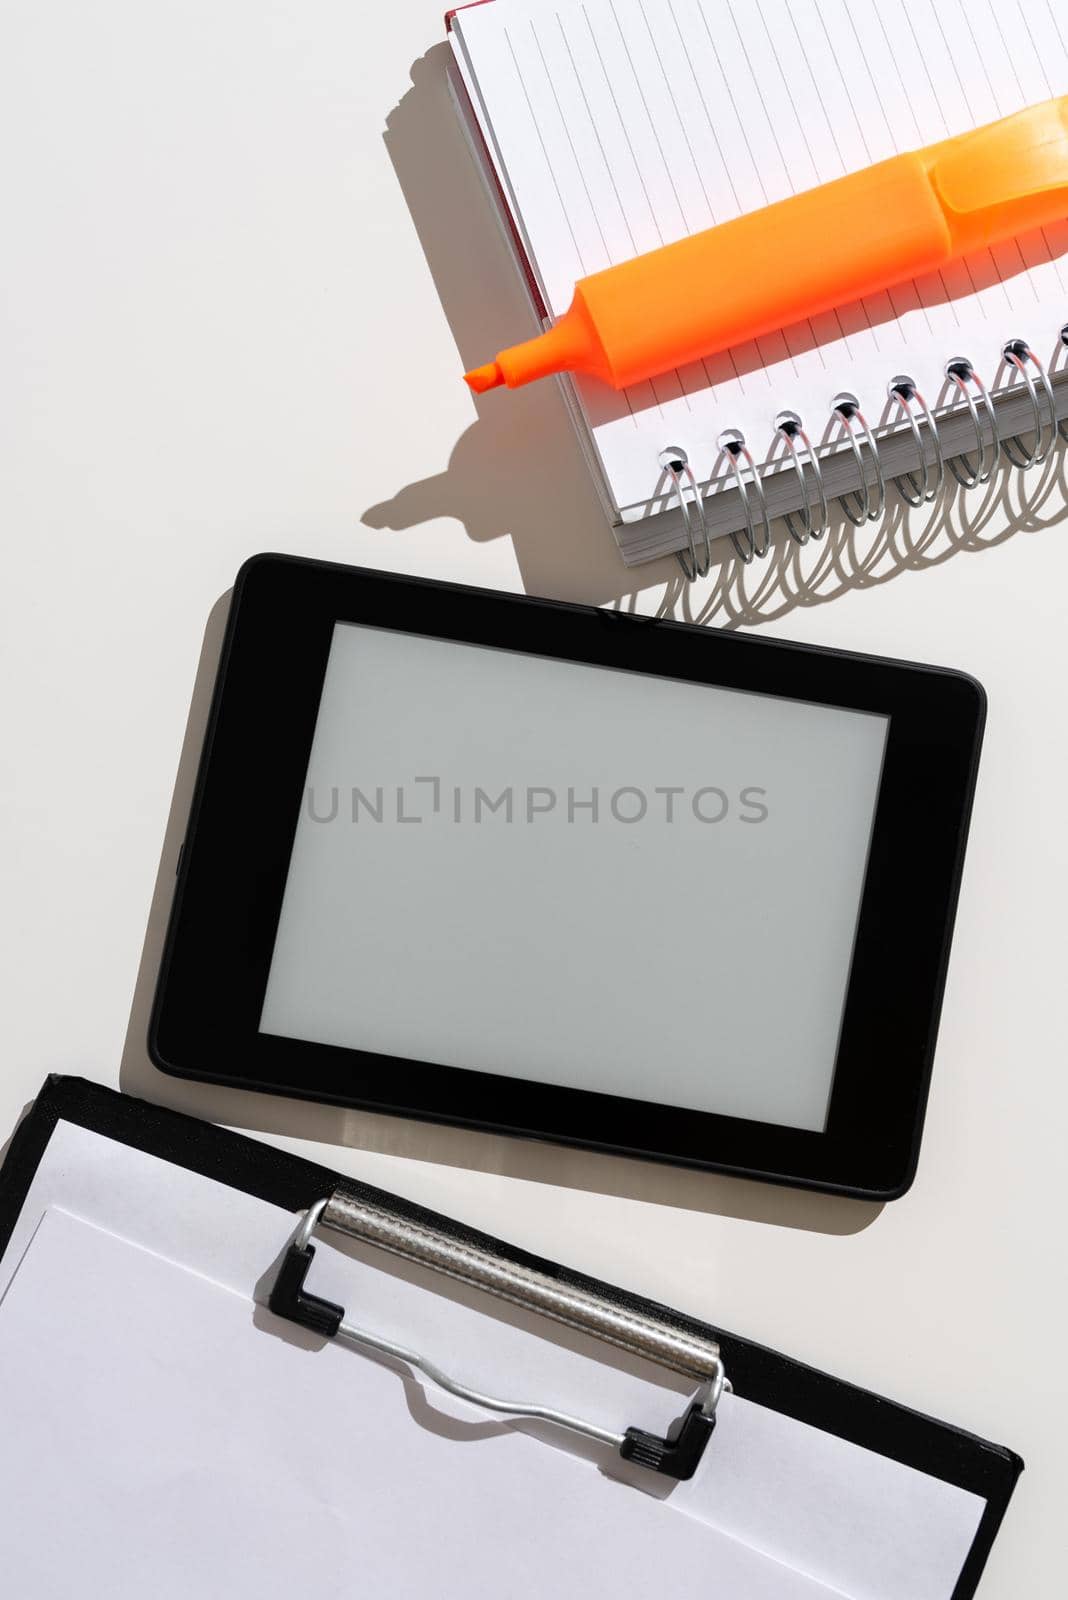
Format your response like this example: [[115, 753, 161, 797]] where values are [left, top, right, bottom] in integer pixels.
[[0, 1078, 1022, 1598]]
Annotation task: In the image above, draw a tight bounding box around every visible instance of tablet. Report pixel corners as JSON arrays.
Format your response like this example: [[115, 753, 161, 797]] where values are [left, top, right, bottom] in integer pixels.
[[150, 555, 985, 1198]]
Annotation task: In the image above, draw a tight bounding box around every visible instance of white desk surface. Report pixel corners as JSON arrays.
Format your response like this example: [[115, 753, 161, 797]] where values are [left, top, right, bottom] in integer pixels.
[[1, 4, 1064, 1594]]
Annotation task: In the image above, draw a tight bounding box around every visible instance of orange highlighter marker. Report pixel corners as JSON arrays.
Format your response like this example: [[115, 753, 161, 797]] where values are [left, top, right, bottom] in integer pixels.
[[465, 96, 1068, 395]]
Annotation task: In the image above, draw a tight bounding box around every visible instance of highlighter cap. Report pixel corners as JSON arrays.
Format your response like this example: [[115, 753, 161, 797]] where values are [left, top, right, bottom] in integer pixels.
[[929, 96, 1068, 255]]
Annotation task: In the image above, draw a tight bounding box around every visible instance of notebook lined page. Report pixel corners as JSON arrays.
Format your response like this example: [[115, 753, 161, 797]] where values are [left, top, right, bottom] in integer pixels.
[[451, 0, 1068, 523]]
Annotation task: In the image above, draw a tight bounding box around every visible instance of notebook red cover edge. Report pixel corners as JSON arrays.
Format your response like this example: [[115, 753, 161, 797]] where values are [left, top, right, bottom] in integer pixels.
[[445, 1, 495, 27], [444, 0, 549, 322]]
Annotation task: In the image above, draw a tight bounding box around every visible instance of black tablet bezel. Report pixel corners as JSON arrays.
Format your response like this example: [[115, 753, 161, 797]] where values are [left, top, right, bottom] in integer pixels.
[[150, 554, 985, 1199]]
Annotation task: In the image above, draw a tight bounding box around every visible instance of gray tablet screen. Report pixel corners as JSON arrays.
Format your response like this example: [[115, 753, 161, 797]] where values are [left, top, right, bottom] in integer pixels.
[[259, 622, 888, 1132]]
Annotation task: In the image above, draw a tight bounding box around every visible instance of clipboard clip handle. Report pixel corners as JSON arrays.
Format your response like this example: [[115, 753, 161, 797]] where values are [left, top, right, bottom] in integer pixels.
[[620, 1401, 718, 1477], [267, 1198, 728, 1482], [269, 1235, 344, 1339]]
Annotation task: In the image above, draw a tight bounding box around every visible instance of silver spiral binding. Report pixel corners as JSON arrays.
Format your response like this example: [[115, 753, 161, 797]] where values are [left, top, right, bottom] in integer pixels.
[[659, 447, 711, 580], [659, 335, 1065, 579], [774, 410, 828, 544], [944, 357, 999, 488], [716, 429, 771, 562], [1056, 324, 1068, 445], [887, 376, 944, 506], [830, 392, 886, 526], [1000, 338, 1057, 468]]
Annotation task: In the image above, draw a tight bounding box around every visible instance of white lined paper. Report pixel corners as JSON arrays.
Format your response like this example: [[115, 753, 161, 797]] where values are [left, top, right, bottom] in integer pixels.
[[451, 0, 1068, 522]]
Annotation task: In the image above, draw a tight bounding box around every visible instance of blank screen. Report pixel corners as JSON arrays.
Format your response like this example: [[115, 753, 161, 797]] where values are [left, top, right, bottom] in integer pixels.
[[259, 624, 888, 1132]]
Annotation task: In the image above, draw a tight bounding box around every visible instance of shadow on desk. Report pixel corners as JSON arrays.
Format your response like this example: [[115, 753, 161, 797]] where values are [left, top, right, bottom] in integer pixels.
[[366, 47, 1067, 623], [118, 590, 880, 1240], [361, 45, 680, 610]]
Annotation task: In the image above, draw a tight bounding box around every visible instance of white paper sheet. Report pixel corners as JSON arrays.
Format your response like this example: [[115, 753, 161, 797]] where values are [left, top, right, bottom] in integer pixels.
[[0, 1208, 845, 1599], [451, 0, 1068, 520], [0, 1121, 986, 1598]]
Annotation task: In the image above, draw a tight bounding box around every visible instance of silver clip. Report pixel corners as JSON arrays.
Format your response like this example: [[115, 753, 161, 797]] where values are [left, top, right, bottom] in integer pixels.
[[831, 392, 886, 525], [272, 1196, 729, 1482]]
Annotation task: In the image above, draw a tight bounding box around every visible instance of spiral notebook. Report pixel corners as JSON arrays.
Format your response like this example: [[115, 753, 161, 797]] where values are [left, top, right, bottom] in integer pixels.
[[448, 0, 1068, 569], [0, 1079, 1023, 1598]]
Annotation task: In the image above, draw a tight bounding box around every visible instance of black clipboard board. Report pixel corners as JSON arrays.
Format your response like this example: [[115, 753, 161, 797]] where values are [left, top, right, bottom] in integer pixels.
[[0, 1077, 1022, 1597]]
